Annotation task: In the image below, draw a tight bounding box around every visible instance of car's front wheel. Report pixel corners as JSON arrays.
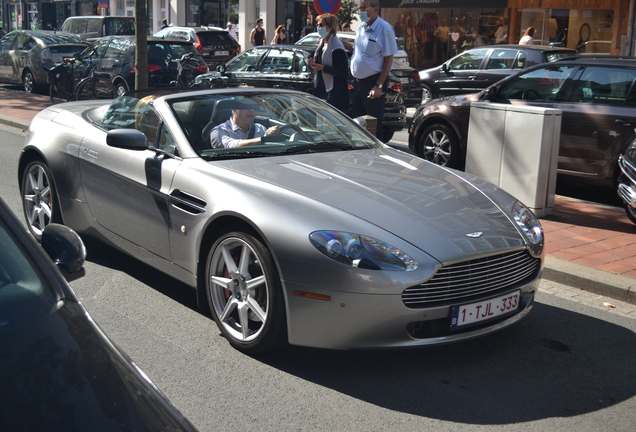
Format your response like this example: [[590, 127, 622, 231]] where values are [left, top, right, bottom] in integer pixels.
[[206, 231, 286, 353], [21, 160, 60, 239], [417, 123, 461, 168]]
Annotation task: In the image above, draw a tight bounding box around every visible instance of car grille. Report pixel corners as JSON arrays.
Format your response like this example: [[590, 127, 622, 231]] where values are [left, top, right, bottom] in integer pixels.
[[402, 250, 540, 308]]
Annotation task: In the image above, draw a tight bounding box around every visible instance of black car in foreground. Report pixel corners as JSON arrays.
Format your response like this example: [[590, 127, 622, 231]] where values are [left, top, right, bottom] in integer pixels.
[[76, 35, 209, 96], [410, 56, 636, 188], [418, 45, 577, 104], [0, 195, 198, 431], [193, 45, 407, 142]]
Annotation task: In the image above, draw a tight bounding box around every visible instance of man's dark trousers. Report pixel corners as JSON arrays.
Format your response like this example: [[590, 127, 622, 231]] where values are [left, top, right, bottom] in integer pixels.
[[351, 80, 387, 142]]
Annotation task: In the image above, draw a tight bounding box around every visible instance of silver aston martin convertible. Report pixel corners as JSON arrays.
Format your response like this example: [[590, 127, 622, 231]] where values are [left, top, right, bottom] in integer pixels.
[[18, 88, 544, 353]]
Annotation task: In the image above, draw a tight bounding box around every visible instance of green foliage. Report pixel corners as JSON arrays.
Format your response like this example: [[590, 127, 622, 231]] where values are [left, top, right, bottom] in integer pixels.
[[337, 0, 358, 29]]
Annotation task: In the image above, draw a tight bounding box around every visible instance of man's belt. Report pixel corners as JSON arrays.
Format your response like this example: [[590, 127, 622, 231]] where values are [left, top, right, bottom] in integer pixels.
[[355, 73, 381, 83]]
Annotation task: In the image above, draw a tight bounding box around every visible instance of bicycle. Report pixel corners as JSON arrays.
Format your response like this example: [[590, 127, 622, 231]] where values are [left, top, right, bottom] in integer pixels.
[[165, 53, 193, 87], [49, 51, 117, 104]]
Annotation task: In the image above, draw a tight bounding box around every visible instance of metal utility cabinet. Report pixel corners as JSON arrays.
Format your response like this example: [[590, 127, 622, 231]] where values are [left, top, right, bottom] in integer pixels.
[[465, 102, 562, 217]]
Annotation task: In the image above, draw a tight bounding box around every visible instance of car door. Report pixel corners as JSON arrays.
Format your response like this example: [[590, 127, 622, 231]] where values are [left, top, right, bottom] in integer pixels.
[[477, 48, 525, 90], [224, 47, 268, 87], [437, 48, 489, 96], [13, 33, 37, 77], [0, 33, 18, 82], [95, 38, 127, 80], [78, 98, 182, 262], [556, 66, 636, 179]]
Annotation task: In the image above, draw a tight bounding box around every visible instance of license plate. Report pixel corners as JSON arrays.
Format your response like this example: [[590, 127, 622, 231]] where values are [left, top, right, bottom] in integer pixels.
[[399, 77, 410, 84], [214, 51, 229, 56], [450, 291, 520, 328]]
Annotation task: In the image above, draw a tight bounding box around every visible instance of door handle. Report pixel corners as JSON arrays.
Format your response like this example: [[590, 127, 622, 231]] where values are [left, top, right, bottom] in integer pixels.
[[468, 75, 477, 80], [616, 118, 634, 126]]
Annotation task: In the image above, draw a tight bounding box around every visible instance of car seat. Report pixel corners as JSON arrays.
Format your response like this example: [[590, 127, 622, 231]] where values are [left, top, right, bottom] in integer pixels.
[[201, 99, 236, 148]]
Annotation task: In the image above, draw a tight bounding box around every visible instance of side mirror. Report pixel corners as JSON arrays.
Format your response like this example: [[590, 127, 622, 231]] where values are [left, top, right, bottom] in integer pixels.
[[41, 224, 86, 282], [441, 63, 448, 72], [107, 129, 148, 150], [217, 64, 226, 74], [486, 86, 498, 100]]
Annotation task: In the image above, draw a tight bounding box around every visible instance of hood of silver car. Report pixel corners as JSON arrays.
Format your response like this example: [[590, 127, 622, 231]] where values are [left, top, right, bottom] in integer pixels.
[[216, 148, 525, 262]]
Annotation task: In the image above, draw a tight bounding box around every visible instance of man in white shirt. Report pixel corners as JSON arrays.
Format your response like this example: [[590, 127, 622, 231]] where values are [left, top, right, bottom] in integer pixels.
[[226, 22, 238, 43], [210, 99, 280, 148], [342, 0, 396, 142]]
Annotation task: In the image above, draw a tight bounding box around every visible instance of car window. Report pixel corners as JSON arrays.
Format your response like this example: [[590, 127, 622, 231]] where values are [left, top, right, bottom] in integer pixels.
[[15, 34, 36, 51], [64, 18, 87, 34], [448, 49, 489, 71], [104, 18, 136, 36], [37, 33, 82, 45], [294, 51, 309, 73], [165, 42, 198, 58], [543, 50, 577, 62], [485, 49, 518, 70], [91, 38, 110, 58], [498, 65, 577, 101], [568, 66, 636, 106], [0, 217, 59, 330], [198, 31, 235, 45], [0, 33, 17, 50], [262, 49, 293, 73], [226, 48, 268, 72], [103, 38, 129, 60], [86, 19, 103, 34], [169, 30, 190, 41], [296, 35, 319, 46]]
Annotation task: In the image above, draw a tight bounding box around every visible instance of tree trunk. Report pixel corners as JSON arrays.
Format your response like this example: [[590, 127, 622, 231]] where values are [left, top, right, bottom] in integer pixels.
[[135, 0, 148, 90]]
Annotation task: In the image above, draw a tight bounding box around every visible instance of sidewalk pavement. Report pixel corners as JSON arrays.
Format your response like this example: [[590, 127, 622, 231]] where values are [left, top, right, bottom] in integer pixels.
[[1, 87, 635, 305]]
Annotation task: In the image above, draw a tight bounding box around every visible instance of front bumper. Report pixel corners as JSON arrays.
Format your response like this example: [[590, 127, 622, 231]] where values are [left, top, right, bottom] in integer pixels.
[[284, 278, 539, 350]]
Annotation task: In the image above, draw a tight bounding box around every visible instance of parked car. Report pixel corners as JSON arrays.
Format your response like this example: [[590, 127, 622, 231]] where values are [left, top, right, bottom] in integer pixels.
[[18, 88, 544, 353], [0, 196, 198, 431], [75, 36, 209, 96], [154, 26, 240, 69], [295, 31, 423, 107], [577, 40, 612, 54], [0, 30, 85, 92], [60, 16, 135, 41], [618, 139, 636, 224], [193, 45, 406, 142], [418, 45, 577, 104], [409, 56, 636, 187]]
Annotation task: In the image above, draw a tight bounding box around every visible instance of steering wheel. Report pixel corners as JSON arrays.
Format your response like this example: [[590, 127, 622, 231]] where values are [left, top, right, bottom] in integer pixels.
[[522, 89, 541, 100], [281, 109, 302, 126]]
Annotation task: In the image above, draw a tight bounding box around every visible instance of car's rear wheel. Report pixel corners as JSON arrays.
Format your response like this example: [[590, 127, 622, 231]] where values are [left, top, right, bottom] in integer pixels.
[[21, 160, 60, 239], [114, 79, 129, 97], [206, 231, 286, 353], [418, 123, 461, 168], [421, 84, 434, 105], [22, 69, 37, 93]]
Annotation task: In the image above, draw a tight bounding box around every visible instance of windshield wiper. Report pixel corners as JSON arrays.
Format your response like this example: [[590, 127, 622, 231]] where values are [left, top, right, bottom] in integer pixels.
[[203, 151, 275, 160], [278, 142, 357, 155]]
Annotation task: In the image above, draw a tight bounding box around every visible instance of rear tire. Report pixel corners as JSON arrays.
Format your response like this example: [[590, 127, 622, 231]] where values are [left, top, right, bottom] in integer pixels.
[[22, 69, 37, 93], [114, 79, 129, 97], [418, 123, 462, 168], [381, 130, 394, 143], [421, 84, 434, 105], [75, 76, 117, 101], [626, 205, 636, 225]]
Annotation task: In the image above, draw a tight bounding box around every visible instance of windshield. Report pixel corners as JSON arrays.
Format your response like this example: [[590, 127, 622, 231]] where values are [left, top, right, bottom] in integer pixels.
[[166, 92, 381, 158], [0, 218, 59, 332]]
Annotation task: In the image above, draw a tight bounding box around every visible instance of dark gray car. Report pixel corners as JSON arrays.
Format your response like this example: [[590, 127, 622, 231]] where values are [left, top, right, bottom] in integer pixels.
[[418, 45, 577, 104], [0, 30, 85, 92], [410, 56, 636, 188]]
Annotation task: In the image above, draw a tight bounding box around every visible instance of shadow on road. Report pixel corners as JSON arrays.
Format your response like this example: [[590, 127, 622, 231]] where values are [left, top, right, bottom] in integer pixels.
[[253, 301, 636, 425]]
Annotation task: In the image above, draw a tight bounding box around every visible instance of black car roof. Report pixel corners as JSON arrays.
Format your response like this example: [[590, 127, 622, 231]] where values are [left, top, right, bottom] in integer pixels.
[[101, 35, 195, 44], [552, 55, 636, 66], [491, 44, 577, 52]]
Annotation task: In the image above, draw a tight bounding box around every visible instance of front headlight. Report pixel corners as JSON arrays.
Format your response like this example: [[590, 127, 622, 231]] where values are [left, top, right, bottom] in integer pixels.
[[309, 231, 418, 271], [511, 201, 543, 249]]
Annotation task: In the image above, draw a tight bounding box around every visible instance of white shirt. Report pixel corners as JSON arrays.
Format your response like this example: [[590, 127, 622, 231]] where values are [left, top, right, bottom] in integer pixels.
[[210, 118, 267, 148], [519, 35, 533, 45], [227, 28, 238, 43], [351, 16, 398, 79]]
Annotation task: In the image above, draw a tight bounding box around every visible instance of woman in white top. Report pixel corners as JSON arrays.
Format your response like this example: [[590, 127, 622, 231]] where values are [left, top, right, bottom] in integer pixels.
[[519, 26, 534, 45]]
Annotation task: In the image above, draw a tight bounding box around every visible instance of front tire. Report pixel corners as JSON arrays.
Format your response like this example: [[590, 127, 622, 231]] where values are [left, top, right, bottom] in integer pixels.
[[381, 129, 394, 143], [625, 205, 636, 225], [421, 84, 434, 105], [418, 123, 461, 168], [206, 231, 286, 353], [21, 161, 60, 239]]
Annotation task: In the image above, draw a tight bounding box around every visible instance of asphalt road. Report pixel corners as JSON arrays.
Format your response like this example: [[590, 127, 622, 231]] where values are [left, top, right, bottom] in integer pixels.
[[1, 124, 636, 431]]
